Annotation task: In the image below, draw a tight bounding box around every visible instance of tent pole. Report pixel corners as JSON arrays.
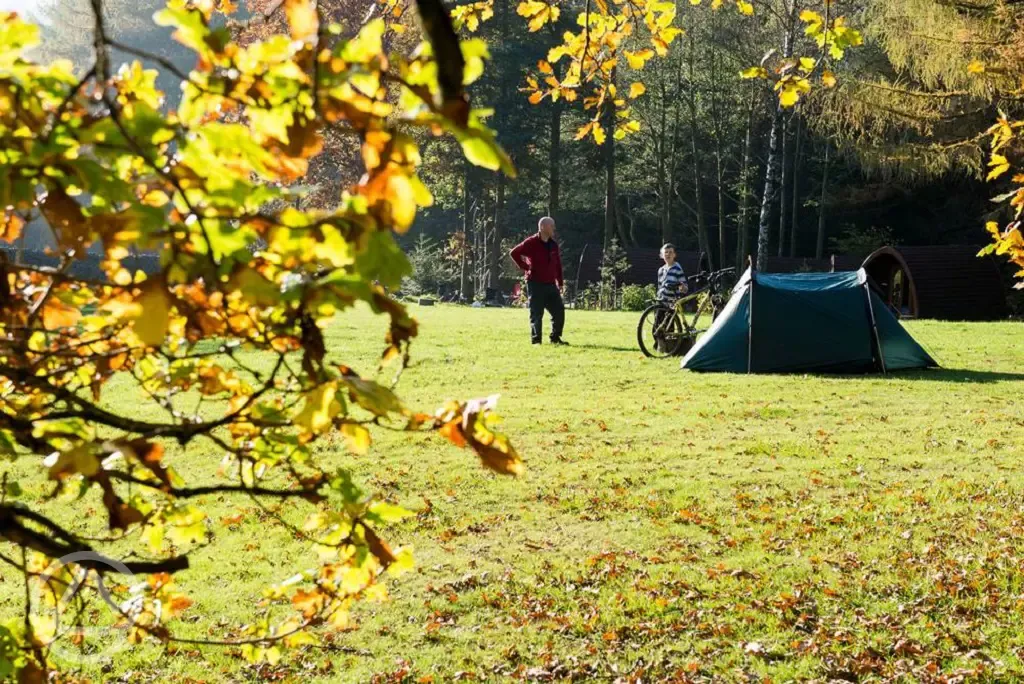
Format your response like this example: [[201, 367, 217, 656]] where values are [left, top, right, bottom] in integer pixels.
[[864, 281, 887, 375]]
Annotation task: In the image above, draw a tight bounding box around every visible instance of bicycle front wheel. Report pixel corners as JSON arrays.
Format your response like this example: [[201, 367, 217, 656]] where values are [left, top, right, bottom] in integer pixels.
[[637, 304, 689, 358]]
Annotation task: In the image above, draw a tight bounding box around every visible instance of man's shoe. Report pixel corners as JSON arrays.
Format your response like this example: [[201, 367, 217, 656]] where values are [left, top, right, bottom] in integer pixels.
[[551, 338, 570, 346], [532, 339, 541, 345]]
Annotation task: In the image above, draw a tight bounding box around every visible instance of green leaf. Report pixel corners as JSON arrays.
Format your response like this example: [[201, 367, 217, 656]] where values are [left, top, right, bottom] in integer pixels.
[[154, 5, 213, 54], [365, 501, 415, 524], [0, 430, 17, 460], [143, 523, 165, 554], [355, 231, 411, 288], [459, 133, 514, 175], [461, 38, 490, 85], [165, 505, 208, 547], [329, 469, 365, 504], [0, 623, 27, 679], [341, 375, 403, 417], [343, 18, 385, 63], [0, 15, 40, 57]]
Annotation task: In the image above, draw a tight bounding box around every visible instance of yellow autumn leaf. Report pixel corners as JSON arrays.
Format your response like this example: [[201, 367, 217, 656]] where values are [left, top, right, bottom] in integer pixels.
[[141, 189, 170, 207], [822, 70, 837, 88], [968, 60, 986, 74], [0, 212, 24, 242], [736, 0, 754, 15], [528, 91, 544, 105], [779, 86, 800, 108], [740, 66, 767, 79], [342, 423, 371, 455], [592, 121, 607, 146], [517, 0, 559, 31], [628, 82, 646, 99], [386, 172, 417, 232], [133, 283, 171, 347], [41, 299, 81, 330], [988, 153, 1011, 181], [45, 446, 101, 479], [284, 0, 318, 41], [625, 49, 655, 70], [295, 384, 341, 436], [799, 57, 816, 72]]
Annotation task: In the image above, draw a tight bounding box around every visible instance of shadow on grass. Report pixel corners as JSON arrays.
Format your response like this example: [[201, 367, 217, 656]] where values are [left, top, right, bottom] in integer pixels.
[[571, 343, 642, 353], [890, 368, 1024, 383]]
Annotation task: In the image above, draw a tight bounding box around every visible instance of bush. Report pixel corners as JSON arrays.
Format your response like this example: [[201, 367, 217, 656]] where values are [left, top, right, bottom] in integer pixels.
[[829, 225, 893, 260], [404, 234, 456, 296], [621, 284, 656, 311]]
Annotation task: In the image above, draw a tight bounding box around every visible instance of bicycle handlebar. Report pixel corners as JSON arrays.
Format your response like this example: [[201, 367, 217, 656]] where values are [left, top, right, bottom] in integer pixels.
[[689, 267, 735, 281]]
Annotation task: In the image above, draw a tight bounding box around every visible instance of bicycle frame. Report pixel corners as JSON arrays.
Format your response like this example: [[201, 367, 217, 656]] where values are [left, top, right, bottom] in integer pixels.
[[653, 268, 733, 339]]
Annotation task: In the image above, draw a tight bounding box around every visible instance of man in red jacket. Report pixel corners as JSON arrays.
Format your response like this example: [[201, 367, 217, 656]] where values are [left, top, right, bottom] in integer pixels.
[[510, 217, 567, 345]]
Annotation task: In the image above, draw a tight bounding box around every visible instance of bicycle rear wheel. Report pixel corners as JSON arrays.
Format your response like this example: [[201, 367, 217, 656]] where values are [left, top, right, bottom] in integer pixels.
[[637, 304, 689, 358]]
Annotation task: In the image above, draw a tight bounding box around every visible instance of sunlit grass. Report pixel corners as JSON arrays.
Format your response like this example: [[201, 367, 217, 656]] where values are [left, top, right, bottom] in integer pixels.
[[3, 306, 1024, 681]]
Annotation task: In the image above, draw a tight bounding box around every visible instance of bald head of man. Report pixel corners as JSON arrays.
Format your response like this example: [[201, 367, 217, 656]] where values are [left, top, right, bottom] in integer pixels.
[[538, 216, 556, 241]]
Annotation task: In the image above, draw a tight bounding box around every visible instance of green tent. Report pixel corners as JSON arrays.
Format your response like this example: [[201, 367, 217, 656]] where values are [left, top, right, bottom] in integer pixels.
[[681, 268, 938, 374]]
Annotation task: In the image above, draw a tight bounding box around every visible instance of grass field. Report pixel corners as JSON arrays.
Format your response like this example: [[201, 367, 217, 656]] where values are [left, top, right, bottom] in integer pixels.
[[5, 305, 1024, 682]]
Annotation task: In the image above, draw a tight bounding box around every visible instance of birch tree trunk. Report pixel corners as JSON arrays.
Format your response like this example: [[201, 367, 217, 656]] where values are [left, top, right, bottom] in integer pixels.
[[603, 69, 618, 249], [711, 18, 727, 272], [756, 0, 798, 271], [816, 143, 830, 260], [777, 116, 790, 258], [736, 85, 756, 271], [789, 112, 803, 258], [687, 34, 711, 268]]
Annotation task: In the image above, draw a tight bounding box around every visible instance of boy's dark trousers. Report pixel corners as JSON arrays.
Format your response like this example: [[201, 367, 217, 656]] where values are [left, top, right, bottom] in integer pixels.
[[527, 282, 564, 343]]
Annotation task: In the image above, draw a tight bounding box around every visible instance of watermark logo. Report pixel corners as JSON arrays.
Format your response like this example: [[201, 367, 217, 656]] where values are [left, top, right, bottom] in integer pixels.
[[31, 551, 142, 665]]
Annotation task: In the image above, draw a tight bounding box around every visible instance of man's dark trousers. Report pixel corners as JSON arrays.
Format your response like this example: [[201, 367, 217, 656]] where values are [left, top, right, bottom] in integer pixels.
[[528, 282, 564, 343]]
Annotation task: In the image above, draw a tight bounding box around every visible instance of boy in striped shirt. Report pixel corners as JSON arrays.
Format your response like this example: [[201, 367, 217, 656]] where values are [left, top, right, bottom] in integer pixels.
[[657, 243, 688, 303]]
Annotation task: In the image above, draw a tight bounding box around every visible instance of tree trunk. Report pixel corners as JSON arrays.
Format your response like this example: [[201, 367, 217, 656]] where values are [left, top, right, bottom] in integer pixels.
[[789, 113, 803, 258], [756, 0, 797, 271], [777, 116, 790, 258], [548, 104, 561, 217], [603, 69, 618, 249], [816, 143, 830, 260], [711, 20, 727, 273], [736, 85, 756, 272], [490, 170, 505, 289], [658, 74, 670, 243], [687, 34, 711, 269], [664, 53, 683, 246], [460, 160, 473, 301], [756, 106, 782, 271], [488, 0, 510, 288]]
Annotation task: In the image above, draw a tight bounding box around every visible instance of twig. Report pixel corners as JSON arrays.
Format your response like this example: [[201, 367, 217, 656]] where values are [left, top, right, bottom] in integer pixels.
[[106, 471, 325, 501], [0, 505, 190, 575]]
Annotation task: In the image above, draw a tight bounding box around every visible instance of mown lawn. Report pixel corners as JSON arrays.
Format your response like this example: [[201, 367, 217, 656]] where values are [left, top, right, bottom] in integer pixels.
[[4, 305, 1024, 682]]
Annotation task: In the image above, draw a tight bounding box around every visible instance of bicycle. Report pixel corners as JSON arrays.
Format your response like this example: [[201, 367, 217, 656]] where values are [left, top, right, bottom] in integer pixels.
[[636, 267, 735, 358]]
